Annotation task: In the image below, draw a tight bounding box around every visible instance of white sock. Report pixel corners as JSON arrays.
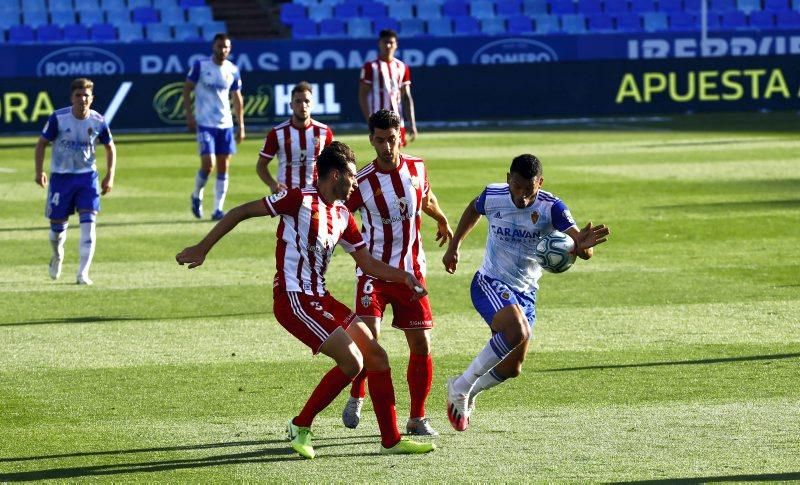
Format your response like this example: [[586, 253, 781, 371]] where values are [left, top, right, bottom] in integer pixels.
[[78, 221, 96, 278], [193, 169, 209, 199], [471, 368, 506, 398], [49, 224, 67, 260], [453, 332, 513, 395], [214, 174, 229, 212]]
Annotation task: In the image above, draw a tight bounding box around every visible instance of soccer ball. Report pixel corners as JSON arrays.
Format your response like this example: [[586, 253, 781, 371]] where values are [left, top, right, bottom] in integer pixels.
[[534, 231, 576, 273]]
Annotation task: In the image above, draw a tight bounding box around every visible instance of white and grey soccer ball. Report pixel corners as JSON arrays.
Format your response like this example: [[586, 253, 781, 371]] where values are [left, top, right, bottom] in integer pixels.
[[534, 231, 576, 273]]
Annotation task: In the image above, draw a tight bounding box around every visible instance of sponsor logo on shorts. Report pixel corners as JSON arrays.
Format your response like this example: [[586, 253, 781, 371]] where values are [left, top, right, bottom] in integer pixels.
[[322, 311, 334, 320], [405, 320, 433, 328]]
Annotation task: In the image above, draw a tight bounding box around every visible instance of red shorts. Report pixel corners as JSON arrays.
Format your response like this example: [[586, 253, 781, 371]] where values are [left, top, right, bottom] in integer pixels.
[[354, 275, 433, 330], [273, 290, 358, 355]]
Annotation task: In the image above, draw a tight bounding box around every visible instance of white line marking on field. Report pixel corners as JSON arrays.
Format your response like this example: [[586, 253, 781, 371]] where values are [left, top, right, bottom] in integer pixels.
[[0, 167, 17, 173]]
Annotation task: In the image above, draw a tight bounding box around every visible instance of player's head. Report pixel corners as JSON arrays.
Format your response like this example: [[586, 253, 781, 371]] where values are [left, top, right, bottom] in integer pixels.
[[317, 141, 358, 200], [378, 29, 398, 59], [70, 78, 94, 115], [211, 33, 232, 63], [369, 109, 402, 166], [290, 81, 313, 123], [507, 154, 544, 209]]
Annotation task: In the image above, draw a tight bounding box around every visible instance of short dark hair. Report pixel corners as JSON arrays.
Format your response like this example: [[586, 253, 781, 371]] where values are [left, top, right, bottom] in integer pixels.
[[510, 154, 543, 180], [212, 33, 230, 44], [291, 81, 313, 97], [368, 109, 401, 134], [317, 141, 356, 179], [70, 78, 93, 95], [379, 29, 398, 40]]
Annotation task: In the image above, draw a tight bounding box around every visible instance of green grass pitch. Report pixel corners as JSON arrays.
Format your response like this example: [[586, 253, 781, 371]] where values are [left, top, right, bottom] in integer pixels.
[[1, 113, 799, 482]]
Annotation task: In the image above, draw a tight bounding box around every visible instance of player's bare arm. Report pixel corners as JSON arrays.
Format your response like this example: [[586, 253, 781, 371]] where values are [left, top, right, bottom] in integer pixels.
[[350, 247, 427, 299], [34, 136, 49, 188], [183, 80, 196, 132], [176, 199, 269, 268], [422, 191, 453, 247], [442, 197, 482, 274], [256, 155, 286, 193], [401, 85, 417, 142], [233, 90, 245, 143], [358, 82, 371, 123], [101, 141, 116, 195], [565, 222, 610, 260]]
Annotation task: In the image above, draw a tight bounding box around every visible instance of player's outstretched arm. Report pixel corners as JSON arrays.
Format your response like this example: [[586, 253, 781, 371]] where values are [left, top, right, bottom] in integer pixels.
[[350, 247, 427, 300], [34, 137, 49, 188], [442, 197, 482, 274], [176, 199, 269, 268], [422, 191, 453, 247], [565, 222, 610, 260], [101, 141, 116, 195]]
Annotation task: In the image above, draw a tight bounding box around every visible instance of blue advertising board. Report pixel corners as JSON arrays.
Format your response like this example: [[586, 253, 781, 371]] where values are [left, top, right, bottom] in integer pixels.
[[1, 55, 797, 134], [3, 30, 799, 79]]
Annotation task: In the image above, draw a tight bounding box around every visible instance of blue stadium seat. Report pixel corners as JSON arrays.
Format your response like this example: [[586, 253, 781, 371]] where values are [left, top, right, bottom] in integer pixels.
[[749, 10, 775, 26], [0, 11, 21, 30], [764, 0, 790, 10], [90, 22, 117, 41], [719, 9, 747, 27], [319, 0, 340, 6], [709, 0, 736, 11], [549, 0, 576, 14], [453, 15, 481, 34], [577, 0, 603, 13], [388, 3, 414, 20], [200, 20, 225, 39], [775, 9, 800, 25], [145, 22, 171, 40], [308, 5, 333, 21], [281, 3, 307, 24], [174, 22, 200, 40], [333, 3, 359, 18], [132, 6, 159, 23], [130, 0, 153, 8], [79, 10, 105, 25], [658, 0, 683, 12], [669, 11, 696, 29], [372, 16, 400, 33], [104, 6, 130, 24], [604, 0, 629, 14], [22, 10, 49, 27], [470, 0, 495, 17], [74, 0, 100, 9], [522, 0, 548, 14], [736, 0, 761, 12], [50, 8, 76, 25], [186, 6, 213, 23], [630, 0, 656, 12], [506, 13, 533, 31], [319, 18, 346, 37], [496, 0, 523, 16], [37, 24, 63, 42], [561, 12, 587, 31], [291, 18, 317, 38], [615, 12, 642, 30], [443, 0, 470, 16], [427, 17, 454, 35], [159, 5, 186, 25], [179, 0, 206, 7], [532, 13, 559, 32], [642, 11, 667, 29], [480, 16, 506, 33], [153, 0, 180, 9], [416, 3, 442, 18], [347, 17, 372, 37], [101, 0, 125, 8], [117, 21, 144, 40], [64, 23, 90, 41], [49, 0, 74, 10], [21, 0, 47, 13], [704, 12, 722, 29], [793, 0, 800, 9], [587, 12, 614, 29], [9, 24, 36, 42], [399, 17, 425, 35], [362, 2, 388, 18], [0, 3, 21, 17]]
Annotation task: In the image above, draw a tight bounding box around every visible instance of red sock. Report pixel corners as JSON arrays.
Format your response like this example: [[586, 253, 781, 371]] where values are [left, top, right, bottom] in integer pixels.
[[367, 368, 401, 448], [407, 353, 433, 419], [294, 366, 353, 428], [350, 369, 367, 398]]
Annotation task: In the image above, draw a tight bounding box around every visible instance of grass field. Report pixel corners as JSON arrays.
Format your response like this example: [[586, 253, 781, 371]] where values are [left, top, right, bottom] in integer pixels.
[[1, 113, 799, 482]]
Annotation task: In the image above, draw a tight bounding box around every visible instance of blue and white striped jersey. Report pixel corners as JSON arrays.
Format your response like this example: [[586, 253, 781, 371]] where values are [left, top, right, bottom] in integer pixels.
[[186, 57, 241, 129], [476, 184, 577, 292], [41, 107, 112, 174]]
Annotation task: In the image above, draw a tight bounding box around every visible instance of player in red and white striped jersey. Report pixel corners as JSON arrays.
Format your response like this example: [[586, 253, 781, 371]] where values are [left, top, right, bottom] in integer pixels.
[[359, 29, 417, 146], [177, 141, 436, 459], [342, 110, 452, 437], [257, 81, 334, 193]]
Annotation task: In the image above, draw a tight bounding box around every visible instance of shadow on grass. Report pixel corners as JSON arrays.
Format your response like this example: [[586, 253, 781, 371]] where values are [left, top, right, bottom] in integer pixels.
[[0, 436, 387, 481], [537, 352, 800, 372], [2, 312, 265, 327], [613, 470, 800, 484]]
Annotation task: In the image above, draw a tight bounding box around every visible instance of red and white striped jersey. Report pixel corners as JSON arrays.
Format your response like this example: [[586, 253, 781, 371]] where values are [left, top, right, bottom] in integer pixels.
[[346, 154, 430, 279], [263, 187, 365, 296], [259, 119, 334, 189], [360, 58, 411, 127]]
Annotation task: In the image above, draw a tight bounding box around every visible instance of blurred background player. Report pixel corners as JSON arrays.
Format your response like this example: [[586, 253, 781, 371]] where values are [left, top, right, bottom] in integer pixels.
[[34, 77, 116, 286], [176, 141, 436, 459], [342, 109, 452, 436], [359, 29, 417, 146], [441, 154, 610, 431], [184, 33, 245, 221], [256, 81, 333, 193]]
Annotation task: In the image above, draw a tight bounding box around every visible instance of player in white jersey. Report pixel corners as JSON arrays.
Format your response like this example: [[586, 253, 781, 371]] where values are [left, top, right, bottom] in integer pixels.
[[184, 33, 245, 221], [359, 29, 417, 146], [177, 142, 435, 459], [441, 154, 610, 431], [34, 77, 116, 285], [257, 81, 334, 193], [341, 109, 452, 437]]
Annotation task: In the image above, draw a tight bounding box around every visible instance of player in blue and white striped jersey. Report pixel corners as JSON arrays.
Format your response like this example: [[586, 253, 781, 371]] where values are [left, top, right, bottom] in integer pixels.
[[441, 154, 609, 431], [34, 77, 117, 285], [183, 33, 245, 221]]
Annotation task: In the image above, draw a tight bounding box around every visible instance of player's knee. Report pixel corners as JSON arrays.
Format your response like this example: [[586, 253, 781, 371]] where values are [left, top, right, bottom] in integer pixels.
[[340, 349, 364, 378], [506, 320, 529, 346], [506, 363, 524, 378], [362, 342, 389, 370]]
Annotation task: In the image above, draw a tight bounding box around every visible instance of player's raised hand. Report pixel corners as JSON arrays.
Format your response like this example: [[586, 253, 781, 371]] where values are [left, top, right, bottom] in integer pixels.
[[404, 273, 428, 301], [176, 245, 207, 269], [576, 222, 610, 251], [442, 246, 459, 274], [35, 171, 48, 188], [435, 220, 453, 247]]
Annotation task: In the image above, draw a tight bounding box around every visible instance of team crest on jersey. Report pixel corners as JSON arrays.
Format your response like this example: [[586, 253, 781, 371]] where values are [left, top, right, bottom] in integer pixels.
[[531, 211, 539, 224], [360, 295, 372, 308], [373, 187, 382, 197], [313, 136, 320, 147], [87, 127, 94, 136]]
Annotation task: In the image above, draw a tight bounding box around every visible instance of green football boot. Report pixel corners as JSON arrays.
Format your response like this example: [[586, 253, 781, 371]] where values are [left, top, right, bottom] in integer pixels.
[[380, 437, 437, 455], [287, 419, 315, 459]]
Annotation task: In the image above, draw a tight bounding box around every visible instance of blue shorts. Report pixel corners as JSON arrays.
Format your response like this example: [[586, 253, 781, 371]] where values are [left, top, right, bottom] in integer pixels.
[[197, 126, 236, 156], [45, 172, 100, 220], [470, 271, 537, 328]]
